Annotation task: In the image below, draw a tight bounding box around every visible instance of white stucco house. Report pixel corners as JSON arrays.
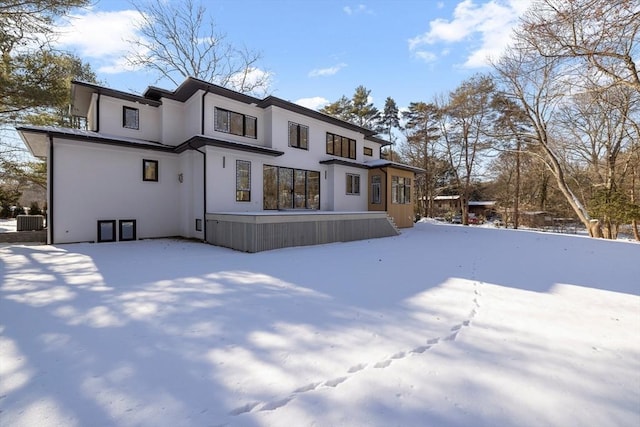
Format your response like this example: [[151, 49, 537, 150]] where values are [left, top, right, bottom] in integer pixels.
[[17, 77, 422, 251]]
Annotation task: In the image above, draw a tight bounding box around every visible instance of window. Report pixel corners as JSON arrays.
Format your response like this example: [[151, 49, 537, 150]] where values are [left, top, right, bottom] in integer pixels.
[[97, 220, 116, 243], [143, 159, 158, 182], [371, 175, 381, 204], [236, 160, 251, 202], [215, 107, 257, 138], [364, 147, 373, 156], [289, 122, 309, 149], [326, 132, 356, 160], [263, 165, 320, 210], [119, 219, 136, 241], [391, 176, 411, 204], [195, 218, 202, 232], [123, 106, 139, 129], [346, 173, 360, 195]]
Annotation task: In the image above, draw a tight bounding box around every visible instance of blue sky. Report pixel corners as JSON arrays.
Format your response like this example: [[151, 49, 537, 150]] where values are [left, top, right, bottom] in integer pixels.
[[56, 0, 531, 111]]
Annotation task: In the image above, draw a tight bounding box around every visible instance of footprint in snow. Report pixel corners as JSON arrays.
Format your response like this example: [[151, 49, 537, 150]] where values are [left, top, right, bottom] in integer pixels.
[[348, 363, 367, 373], [427, 338, 439, 345], [374, 359, 392, 368], [294, 382, 322, 393], [391, 351, 406, 359], [443, 331, 459, 342], [410, 345, 430, 354], [229, 401, 261, 416], [324, 377, 348, 387], [260, 396, 294, 411]]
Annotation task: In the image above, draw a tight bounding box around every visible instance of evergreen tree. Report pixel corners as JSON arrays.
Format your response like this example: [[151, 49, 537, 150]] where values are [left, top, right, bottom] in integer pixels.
[[350, 86, 380, 131], [320, 86, 381, 131], [320, 96, 353, 122], [381, 97, 399, 161]]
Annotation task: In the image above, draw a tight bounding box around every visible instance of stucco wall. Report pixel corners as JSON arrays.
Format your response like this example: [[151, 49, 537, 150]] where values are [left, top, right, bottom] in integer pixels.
[[52, 140, 181, 243]]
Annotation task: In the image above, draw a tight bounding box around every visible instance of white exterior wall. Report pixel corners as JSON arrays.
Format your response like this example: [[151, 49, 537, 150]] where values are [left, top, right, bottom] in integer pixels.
[[203, 94, 266, 146], [52, 139, 181, 243], [363, 140, 381, 160], [184, 94, 201, 139], [161, 99, 186, 145], [327, 164, 368, 211], [205, 148, 266, 212], [97, 96, 161, 142], [176, 150, 205, 239]]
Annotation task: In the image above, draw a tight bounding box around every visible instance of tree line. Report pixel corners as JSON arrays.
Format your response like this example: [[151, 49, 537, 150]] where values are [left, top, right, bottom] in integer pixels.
[[1, 0, 638, 240], [318, 0, 639, 240]]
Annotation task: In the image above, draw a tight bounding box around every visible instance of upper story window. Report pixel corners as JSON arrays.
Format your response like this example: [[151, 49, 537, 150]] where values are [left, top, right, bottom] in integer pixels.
[[143, 159, 158, 182], [123, 106, 139, 130], [326, 132, 356, 160], [288, 122, 309, 150], [215, 107, 257, 139], [363, 146, 373, 156]]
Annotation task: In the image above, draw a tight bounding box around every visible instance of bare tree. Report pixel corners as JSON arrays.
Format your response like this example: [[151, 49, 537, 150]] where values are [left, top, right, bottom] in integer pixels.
[[557, 84, 639, 238], [127, 0, 271, 95], [493, 44, 604, 234], [437, 75, 495, 225], [519, 0, 640, 92]]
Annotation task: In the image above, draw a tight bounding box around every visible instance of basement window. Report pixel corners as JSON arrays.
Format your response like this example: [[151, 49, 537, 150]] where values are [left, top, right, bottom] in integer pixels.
[[119, 219, 137, 241], [97, 220, 116, 243]]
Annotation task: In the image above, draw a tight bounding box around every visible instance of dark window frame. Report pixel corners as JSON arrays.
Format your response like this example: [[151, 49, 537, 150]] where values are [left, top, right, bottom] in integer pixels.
[[391, 176, 411, 204], [118, 219, 137, 241], [143, 159, 158, 182], [326, 132, 356, 160], [195, 218, 202, 232], [288, 121, 309, 150], [236, 160, 251, 202], [123, 106, 139, 130], [263, 165, 320, 210], [346, 173, 360, 195], [214, 107, 257, 139], [97, 220, 116, 243], [371, 175, 381, 204], [363, 146, 373, 156]]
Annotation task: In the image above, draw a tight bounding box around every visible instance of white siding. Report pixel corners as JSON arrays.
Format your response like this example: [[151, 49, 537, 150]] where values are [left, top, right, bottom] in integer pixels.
[[178, 150, 205, 240], [203, 93, 265, 146], [97, 96, 161, 142], [161, 98, 186, 145], [52, 140, 180, 243]]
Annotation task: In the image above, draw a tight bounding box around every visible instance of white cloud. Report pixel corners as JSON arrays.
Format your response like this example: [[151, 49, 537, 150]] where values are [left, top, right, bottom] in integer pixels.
[[55, 9, 146, 73], [408, 0, 532, 68], [414, 50, 437, 63], [228, 68, 273, 96], [343, 4, 373, 15], [295, 97, 329, 110], [308, 63, 347, 77]]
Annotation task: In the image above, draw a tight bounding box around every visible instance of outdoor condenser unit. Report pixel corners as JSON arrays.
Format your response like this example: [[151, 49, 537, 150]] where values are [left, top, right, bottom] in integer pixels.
[[16, 215, 44, 231]]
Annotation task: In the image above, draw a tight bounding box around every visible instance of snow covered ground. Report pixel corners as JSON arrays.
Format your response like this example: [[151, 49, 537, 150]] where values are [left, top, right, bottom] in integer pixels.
[[0, 218, 17, 233], [1, 221, 638, 427]]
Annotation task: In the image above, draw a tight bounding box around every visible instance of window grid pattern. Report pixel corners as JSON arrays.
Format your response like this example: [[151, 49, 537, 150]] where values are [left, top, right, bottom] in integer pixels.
[[215, 107, 257, 138], [346, 173, 360, 195], [236, 160, 251, 202], [288, 122, 309, 150], [391, 176, 411, 204], [326, 132, 356, 160]]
